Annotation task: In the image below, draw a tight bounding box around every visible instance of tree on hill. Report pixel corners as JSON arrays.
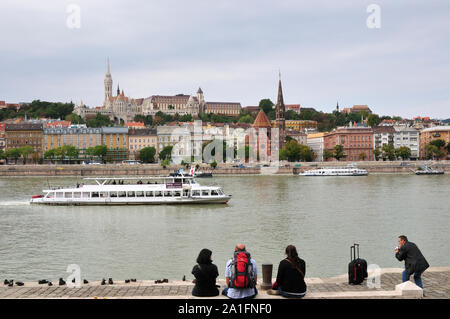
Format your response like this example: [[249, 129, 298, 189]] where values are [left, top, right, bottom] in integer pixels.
[[86, 113, 114, 127], [134, 115, 153, 126], [238, 114, 254, 123], [65, 113, 85, 124], [367, 114, 381, 127], [258, 99, 274, 115]]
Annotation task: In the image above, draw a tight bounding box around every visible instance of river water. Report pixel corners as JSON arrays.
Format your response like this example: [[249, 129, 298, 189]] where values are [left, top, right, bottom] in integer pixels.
[[0, 175, 448, 282]]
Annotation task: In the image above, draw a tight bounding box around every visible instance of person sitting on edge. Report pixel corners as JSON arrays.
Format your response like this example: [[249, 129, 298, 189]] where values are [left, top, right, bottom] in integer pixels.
[[395, 235, 429, 289], [191, 248, 220, 297], [222, 243, 258, 299], [272, 245, 307, 298]]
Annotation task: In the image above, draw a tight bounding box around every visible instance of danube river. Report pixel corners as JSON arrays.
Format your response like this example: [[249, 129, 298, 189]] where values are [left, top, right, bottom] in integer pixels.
[[0, 175, 449, 282]]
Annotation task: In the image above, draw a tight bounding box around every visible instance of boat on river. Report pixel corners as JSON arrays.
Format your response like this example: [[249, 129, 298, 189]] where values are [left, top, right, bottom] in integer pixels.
[[299, 163, 368, 176], [30, 176, 231, 205], [414, 165, 444, 175]]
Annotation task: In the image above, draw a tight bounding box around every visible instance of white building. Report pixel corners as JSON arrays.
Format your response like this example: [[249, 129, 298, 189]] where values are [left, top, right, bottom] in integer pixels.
[[307, 132, 326, 162], [373, 126, 395, 150], [394, 127, 420, 159]]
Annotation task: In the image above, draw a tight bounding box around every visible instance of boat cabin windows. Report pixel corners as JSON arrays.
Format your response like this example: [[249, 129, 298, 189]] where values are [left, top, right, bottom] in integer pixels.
[[202, 190, 209, 196], [110, 192, 117, 198], [92, 192, 99, 198], [73, 192, 81, 198], [174, 191, 181, 197], [146, 191, 153, 197], [164, 191, 172, 197], [136, 191, 144, 197], [183, 189, 189, 197], [118, 191, 126, 198], [155, 191, 163, 197], [82, 192, 90, 198], [127, 191, 135, 197], [211, 190, 219, 196], [192, 190, 200, 196], [65, 192, 72, 198]]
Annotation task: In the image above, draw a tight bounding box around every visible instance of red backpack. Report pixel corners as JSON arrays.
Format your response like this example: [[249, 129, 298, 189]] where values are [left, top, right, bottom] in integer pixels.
[[229, 251, 255, 288]]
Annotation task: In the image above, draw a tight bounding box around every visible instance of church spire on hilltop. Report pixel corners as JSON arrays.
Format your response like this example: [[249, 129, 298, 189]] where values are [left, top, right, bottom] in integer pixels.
[[104, 57, 113, 104], [106, 57, 111, 76], [275, 71, 286, 150]]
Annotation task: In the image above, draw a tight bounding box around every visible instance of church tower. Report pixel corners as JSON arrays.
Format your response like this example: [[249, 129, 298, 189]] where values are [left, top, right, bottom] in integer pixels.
[[197, 87, 205, 113], [104, 58, 113, 105], [275, 72, 286, 150]]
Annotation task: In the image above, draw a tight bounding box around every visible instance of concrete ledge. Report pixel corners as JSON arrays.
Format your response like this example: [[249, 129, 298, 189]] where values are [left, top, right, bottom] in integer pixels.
[[395, 281, 423, 298]]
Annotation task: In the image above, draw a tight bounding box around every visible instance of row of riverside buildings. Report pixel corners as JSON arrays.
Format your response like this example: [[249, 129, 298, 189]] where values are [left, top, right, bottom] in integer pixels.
[[306, 124, 450, 162], [2, 120, 449, 163]]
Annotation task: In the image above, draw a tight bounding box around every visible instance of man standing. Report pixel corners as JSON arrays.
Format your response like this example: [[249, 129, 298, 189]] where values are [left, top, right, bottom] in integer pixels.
[[395, 235, 429, 289], [222, 243, 258, 299]]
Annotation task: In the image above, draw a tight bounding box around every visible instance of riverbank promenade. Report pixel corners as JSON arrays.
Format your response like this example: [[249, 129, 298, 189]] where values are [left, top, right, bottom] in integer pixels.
[[1, 267, 448, 299], [1, 160, 450, 176]]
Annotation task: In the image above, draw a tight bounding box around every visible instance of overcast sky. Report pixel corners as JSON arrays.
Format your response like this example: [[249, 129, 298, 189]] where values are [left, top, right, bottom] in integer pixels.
[[0, 0, 449, 118]]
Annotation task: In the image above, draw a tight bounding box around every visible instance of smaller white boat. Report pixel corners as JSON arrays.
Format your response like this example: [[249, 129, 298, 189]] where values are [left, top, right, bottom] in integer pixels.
[[299, 163, 368, 176], [414, 165, 444, 175]]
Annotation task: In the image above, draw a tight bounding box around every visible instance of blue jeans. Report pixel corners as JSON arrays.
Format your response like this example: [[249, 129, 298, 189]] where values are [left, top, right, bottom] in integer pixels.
[[221, 287, 258, 299], [402, 269, 423, 289], [278, 288, 306, 298]]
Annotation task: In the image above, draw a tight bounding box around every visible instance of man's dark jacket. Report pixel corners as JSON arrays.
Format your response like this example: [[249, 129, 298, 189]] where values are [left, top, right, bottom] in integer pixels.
[[395, 241, 429, 276]]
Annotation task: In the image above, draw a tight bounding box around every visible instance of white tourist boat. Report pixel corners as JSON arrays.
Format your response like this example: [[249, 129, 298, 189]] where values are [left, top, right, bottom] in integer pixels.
[[30, 176, 231, 205], [299, 164, 368, 176]]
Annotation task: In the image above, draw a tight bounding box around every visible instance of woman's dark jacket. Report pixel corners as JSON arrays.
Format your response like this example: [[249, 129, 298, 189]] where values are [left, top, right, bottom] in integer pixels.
[[276, 258, 307, 294], [395, 241, 429, 276], [191, 263, 219, 297]]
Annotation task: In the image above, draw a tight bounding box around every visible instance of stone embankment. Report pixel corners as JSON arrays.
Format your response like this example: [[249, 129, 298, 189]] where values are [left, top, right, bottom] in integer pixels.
[[0, 160, 449, 176], [0, 267, 448, 299]]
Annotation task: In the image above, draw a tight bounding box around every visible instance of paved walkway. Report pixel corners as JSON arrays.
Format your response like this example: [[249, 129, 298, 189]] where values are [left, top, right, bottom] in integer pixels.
[[1, 267, 449, 299]]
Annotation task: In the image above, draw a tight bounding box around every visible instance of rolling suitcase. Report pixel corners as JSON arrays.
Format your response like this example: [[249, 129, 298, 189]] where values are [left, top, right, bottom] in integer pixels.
[[348, 243, 368, 285]]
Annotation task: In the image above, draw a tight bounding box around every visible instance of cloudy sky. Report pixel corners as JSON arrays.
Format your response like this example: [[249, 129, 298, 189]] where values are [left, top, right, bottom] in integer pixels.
[[0, 0, 449, 118]]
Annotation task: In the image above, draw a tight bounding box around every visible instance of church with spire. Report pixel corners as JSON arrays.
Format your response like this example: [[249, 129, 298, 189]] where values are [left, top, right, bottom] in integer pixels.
[[274, 72, 286, 151], [74, 58, 242, 124]]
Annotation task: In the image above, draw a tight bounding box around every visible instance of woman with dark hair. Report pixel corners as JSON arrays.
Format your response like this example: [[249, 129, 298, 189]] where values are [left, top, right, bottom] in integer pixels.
[[273, 245, 307, 298], [191, 248, 220, 297]]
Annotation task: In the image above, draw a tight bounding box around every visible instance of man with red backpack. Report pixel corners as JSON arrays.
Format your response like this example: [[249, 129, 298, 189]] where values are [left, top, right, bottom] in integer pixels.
[[222, 243, 258, 299]]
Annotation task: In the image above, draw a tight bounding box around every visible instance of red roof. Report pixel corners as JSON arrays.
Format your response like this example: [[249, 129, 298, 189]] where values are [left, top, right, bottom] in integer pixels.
[[252, 110, 272, 128], [45, 121, 71, 128], [125, 122, 145, 127]]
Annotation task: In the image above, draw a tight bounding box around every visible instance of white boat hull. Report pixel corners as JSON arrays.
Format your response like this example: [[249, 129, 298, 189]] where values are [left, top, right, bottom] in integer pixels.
[[298, 165, 368, 176], [30, 196, 231, 205]]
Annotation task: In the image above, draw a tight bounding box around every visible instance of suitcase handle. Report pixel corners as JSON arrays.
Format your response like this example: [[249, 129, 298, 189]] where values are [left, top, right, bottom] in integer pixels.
[[350, 243, 360, 261]]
